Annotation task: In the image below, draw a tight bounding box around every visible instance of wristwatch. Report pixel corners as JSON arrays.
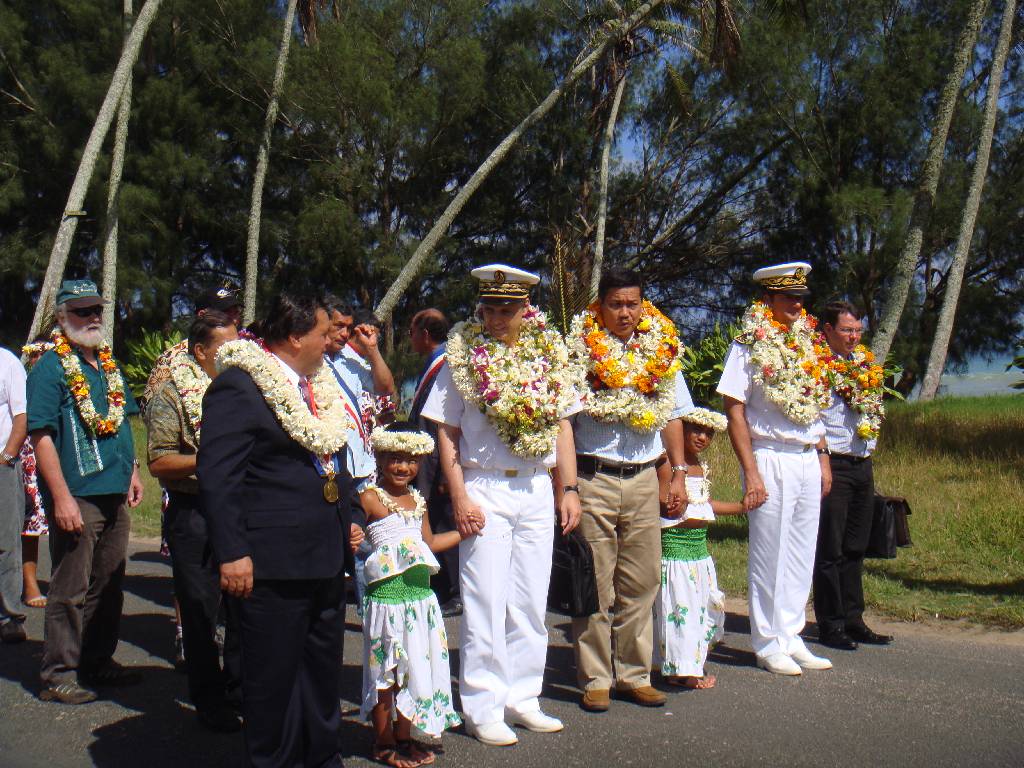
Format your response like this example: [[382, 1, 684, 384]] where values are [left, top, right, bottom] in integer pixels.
[[0, 450, 15, 466], [671, 464, 688, 473], [563, 485, 580, 495], [816, 447, 831, 456]]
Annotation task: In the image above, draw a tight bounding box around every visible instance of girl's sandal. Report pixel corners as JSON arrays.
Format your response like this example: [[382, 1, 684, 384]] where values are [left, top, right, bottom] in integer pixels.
[[396, 740, 435, 766], [23, 595, 47, 608], [371, 743, 423, 768]]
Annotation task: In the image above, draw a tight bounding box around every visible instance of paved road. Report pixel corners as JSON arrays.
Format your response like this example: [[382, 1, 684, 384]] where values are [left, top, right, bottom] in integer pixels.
[[1, 539, 1022, 768]]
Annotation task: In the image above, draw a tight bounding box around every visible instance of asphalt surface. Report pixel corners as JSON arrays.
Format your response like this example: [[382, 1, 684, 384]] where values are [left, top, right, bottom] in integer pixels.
[[1, 539, 1022, 768]]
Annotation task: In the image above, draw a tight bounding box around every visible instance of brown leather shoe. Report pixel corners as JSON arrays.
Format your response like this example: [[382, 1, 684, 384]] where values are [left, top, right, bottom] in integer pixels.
[[615, 685, 667, 707], [580, 688, 610, 712]]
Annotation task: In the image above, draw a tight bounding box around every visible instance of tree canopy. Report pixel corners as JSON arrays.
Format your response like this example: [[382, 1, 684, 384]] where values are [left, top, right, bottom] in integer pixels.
[[1, 0, 1021, 389]]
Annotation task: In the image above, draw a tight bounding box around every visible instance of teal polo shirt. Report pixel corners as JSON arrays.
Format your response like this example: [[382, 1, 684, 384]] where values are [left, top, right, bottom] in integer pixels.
[[27, 348, 139, 498]]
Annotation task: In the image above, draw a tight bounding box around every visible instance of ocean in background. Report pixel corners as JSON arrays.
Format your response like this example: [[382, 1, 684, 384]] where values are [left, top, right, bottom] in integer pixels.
[[914, 353, 1022, 399]]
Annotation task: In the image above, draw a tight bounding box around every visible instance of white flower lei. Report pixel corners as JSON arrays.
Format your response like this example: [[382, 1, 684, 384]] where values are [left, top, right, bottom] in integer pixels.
[[216, 338, 350, 454], [736, 302, 832, 426], [169, 353, 210, 441], [368, 484, 426, 522], [681, 407, 728, 433], [446, 306, 577, 458], [369, 427, 435, 456], [568, 300, 683, 433]]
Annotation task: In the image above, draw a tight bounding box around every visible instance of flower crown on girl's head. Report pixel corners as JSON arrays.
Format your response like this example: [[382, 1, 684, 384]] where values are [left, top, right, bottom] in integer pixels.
[[369, 426, 435, 456], [681, 407, 728, 433]]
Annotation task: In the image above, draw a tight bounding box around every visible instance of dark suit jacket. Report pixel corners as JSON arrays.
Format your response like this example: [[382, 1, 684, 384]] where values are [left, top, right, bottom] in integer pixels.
[[197, 366, 351, 581]]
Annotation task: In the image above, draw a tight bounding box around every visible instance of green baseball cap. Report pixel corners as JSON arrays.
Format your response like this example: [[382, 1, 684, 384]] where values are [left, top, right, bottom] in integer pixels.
[[55, 279, 109, 307]]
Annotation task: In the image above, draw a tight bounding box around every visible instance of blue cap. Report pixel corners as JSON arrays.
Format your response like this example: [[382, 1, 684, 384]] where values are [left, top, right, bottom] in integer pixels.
[[55, 279, 108, 307]]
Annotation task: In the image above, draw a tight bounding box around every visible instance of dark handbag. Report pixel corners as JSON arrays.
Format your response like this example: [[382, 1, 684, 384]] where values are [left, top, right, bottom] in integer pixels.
[[865, 494, 913, 559], [548, 525, 600, 617]]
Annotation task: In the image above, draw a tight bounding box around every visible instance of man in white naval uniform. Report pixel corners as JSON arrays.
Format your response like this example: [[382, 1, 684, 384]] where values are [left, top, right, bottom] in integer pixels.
[[717, 262, 834, 676], [422, 264, 582, 747]]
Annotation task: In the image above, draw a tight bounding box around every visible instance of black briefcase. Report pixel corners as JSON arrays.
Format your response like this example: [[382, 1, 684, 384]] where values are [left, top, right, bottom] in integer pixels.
[[548, 525, 600, 617], [865, 494, 913, 559]]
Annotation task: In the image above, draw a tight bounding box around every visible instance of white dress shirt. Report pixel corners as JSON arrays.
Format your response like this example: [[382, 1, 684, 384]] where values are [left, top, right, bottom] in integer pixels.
[[821, 390, 875, 457], [421, 362, 581, 470], [0, 347, 27, 446], [716, 341, 825, 445], [572, 371, 694, 463]]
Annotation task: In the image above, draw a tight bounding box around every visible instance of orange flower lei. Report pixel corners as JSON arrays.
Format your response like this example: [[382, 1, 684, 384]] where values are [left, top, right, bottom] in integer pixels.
[[828, 344, 885, 440], [569, 300, 683, 432], [51, 327, 126, 437]]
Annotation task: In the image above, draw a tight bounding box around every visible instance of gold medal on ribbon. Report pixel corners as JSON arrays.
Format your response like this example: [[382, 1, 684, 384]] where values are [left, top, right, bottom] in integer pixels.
[[323, 475, 340, 503]]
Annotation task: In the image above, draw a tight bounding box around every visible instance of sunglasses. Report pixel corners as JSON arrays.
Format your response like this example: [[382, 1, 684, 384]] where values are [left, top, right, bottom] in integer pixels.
[[69, 305, 104, 319]]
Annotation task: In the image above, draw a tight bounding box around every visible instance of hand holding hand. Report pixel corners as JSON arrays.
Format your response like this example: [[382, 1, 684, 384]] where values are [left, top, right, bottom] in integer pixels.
[[453, 496, 485, 537], [743, 472, 768, 511]]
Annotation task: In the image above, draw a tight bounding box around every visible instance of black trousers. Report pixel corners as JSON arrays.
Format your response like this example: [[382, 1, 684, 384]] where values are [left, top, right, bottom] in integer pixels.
[[41, 495, 130, 685], [427, 491, 459, 603], [164, 491, 241, 712], [813, 456, 874, 635], [238, 570, 346, 768]]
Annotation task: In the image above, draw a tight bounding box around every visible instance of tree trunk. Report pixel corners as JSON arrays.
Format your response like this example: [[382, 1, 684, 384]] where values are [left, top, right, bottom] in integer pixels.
[[101, 0, 134, 340], [590, 70, 628, 301], [373, 0, 668, 322], [24, 0, 163, 349], [918, 0, 1016, 401], [243, 0, 299, 327], [871, 0, 989, 363]]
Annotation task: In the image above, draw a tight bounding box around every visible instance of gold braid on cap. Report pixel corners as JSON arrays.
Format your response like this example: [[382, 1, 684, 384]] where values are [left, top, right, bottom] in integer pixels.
[[759, 267, 808, 290]]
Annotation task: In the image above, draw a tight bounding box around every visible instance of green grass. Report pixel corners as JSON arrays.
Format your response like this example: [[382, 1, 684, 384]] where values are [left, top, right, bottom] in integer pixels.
[[127, 395, 1024, 627], [129, 417, 164, 539], [705, 394, 1024, 629]]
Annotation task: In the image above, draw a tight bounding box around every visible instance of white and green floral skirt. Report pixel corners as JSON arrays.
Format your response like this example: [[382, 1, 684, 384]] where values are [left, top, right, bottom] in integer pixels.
[[653, 527, 725, 678], [360, 565, 461, 736]]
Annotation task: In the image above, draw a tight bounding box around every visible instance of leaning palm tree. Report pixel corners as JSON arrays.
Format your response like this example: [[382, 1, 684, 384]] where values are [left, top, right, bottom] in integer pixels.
[[101, 0, 135, 338], [242, 0, 300, 327], [870, 0, 990, 362], [25, 0, 165, 349], [918, 0, 1017, 401], [373, 0, 675, 322]]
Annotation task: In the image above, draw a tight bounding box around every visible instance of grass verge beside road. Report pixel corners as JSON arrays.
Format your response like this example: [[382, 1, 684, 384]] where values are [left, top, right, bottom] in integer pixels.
[[127, 395, 1024, 627], [707, 394, 1024, 629]]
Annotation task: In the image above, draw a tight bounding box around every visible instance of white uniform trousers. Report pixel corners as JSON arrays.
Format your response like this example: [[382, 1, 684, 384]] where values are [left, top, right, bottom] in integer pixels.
[[746, 443, 822, 658], [458, 469, 554, 726]]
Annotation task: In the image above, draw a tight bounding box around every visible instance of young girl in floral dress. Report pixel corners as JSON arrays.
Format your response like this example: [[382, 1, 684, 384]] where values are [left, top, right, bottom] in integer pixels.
[[654, 407, 743, 690], [360, 422, 467, 768]]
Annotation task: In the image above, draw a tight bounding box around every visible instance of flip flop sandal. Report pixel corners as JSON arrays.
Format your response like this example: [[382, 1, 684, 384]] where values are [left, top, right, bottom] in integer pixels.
[[396, 740, 435, 766], [23, 596, 47, 608], [371, 743, 424, 768]]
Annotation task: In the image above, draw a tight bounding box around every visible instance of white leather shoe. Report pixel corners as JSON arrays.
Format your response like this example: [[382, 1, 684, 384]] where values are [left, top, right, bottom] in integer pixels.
[[507, 709, 564, 733], [790, 646, 833, 670], [756, 652, 802, 676], [465, 720, 518, 746]]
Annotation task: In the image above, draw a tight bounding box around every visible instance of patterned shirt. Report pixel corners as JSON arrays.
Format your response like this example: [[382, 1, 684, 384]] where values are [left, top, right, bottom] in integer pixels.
[[145, 379, 199, 494]]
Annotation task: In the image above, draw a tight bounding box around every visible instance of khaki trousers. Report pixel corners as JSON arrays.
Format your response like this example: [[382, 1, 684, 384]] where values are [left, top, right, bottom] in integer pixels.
[[572, 466, 660, 691]]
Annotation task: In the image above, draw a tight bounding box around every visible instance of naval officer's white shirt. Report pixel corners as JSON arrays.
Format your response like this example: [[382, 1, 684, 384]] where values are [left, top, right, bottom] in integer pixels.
[[716, 340, 825, 445], [421, 361, 582, 470]]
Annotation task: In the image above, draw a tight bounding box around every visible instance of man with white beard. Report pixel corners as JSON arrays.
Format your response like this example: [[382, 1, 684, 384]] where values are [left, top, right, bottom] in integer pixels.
[[27, 280, 145, 704]]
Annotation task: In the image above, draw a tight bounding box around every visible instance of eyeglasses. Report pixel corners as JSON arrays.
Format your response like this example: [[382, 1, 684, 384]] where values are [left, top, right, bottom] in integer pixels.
[[69, 306, 104, 319], [835, 327, 863, 337]]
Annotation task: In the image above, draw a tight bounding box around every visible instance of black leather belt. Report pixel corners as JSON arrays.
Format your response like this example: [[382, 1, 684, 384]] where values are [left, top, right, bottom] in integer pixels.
[[576, 454, 657, 479], [830, 453, 871, 464]]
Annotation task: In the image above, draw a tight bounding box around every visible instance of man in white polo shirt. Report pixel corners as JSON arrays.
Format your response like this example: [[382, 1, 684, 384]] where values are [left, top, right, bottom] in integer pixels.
[[717, 262, 834, 676], [0, 345, 28, 644], [422, 264, 582, 747]]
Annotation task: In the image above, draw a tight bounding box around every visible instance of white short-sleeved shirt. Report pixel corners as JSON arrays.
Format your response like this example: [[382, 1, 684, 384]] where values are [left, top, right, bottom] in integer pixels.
[[0, 347, 27, 445], [716, 341, 825, 445], [421, 361, 582, 470], [572, 371, 695, 463], [822, 390, 875, 457]]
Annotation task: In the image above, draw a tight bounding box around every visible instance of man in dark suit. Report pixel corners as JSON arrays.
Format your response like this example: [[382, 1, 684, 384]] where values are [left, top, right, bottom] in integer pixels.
[[198, 293, 352, 768]]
